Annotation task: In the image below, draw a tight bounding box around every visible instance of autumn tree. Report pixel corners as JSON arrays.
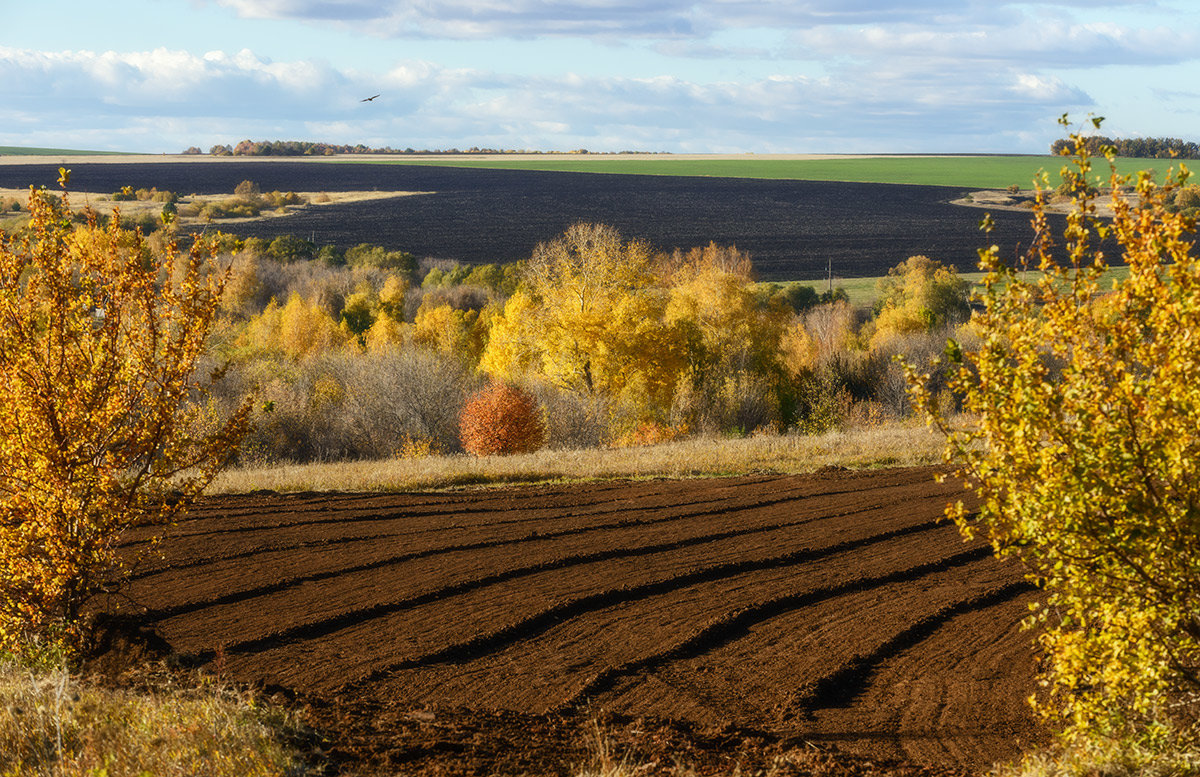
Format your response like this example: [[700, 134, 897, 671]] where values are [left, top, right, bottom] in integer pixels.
[[460, 381, 545, 456], [241, 292, 347, 360], [667, 244, 787, 381], [479, 223, 687, 415], [0, 179, 250, 651], [869, 255, 969, 349], [412, 300, 485, 365], [909, 120, 1200, 748], [340, 284, 378, 339], [665, 243, 790, 432], [520, 222, 658, 395]]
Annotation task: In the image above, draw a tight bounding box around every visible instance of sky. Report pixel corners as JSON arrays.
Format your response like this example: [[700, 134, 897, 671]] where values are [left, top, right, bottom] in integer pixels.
[[1, 0, 1197, 154]]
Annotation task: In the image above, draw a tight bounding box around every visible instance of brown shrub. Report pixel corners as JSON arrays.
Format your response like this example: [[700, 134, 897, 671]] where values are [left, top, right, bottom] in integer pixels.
[[460, 381, 545, 456]]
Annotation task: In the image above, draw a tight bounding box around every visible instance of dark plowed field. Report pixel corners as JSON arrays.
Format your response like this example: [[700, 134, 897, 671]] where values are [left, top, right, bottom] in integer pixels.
[[110, 467, 1043, 773], [0, 162, 1061, 280]]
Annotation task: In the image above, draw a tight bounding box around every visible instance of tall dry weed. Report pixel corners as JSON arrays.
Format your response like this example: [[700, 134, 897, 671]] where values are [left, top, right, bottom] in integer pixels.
[[0, 659, 313, 776]]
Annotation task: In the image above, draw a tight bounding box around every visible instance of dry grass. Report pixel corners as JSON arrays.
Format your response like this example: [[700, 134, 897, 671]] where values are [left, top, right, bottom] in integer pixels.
[[209, 421, 946, 494], [992, 734, 1200, 777], [0, 659, 314, 776], [0, 186, 425, 230]]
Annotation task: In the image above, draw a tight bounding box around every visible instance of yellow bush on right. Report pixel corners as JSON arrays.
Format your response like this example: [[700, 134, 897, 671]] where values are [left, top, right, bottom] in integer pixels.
[[909, 118, 1200, 747]]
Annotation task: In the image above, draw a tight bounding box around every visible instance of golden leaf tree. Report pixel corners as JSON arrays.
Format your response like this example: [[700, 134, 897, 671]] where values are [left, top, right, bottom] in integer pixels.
[[480, 222, 687, 414], [909, 119, 1200, 744], [869, 254, 969, 350], [0, 181, 250, 651]]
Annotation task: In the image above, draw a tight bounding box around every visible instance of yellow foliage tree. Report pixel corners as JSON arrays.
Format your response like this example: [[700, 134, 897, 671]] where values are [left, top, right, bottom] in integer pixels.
[[339, 284, 378, 339], [667, 253, 787, 384], [480, 223, 687, 416], [0, 183, 250, 650], [478, 291, 540, 376], [240, 293, 347, 360], [411, 300, 485, 365], [909, 120, 1200, 744], [522, 222, 658, 393], [277, 293, 346, 359], [363, 311, 409, 353], [870, 255, 969, 350], [377, 274, 409, 320], [664, 249, 789, 432]]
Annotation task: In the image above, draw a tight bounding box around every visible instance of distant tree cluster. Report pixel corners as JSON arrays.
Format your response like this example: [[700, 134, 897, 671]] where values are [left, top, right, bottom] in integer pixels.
[[199, 140, 660, 156], [171, 223, 966, 462], [1050, 134, 1200, 159], [207, 140, 403, 157]]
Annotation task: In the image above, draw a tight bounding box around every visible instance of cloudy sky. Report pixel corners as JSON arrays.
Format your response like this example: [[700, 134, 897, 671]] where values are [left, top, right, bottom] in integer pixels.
[[2, 0, 1197, 154]]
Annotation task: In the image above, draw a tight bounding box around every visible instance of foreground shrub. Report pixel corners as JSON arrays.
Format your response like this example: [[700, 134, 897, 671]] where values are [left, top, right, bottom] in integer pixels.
[[0, 178, 250, 651], [910, 119, 1200, 742], [460, 381, 545, 456]]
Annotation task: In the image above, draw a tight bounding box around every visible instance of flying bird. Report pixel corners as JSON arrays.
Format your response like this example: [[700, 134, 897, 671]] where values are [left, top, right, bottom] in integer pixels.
[[361, 94, 380, 102]]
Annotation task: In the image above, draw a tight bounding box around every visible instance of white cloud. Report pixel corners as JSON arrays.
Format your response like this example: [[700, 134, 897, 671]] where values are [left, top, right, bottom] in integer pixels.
[[0, 42, 1093, 153], [786, 19, 1195, 69], [209, 0, 1166, 41], [0, 45, 356, 117], [215, 0, 702, 38]]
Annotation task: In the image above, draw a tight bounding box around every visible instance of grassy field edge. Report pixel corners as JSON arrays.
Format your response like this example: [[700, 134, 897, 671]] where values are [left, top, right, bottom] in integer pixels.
[[210, 422, 947, 494]]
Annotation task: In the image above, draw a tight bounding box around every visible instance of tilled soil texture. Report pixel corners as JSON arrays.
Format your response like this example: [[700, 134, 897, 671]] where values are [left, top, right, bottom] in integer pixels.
[[0, 162, 1062, 281], [109, 467, 1044, 774]]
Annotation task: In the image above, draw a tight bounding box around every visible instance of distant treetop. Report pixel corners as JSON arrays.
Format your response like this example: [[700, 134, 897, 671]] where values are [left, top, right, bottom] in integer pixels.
[[1050, 134, 1200, 160]]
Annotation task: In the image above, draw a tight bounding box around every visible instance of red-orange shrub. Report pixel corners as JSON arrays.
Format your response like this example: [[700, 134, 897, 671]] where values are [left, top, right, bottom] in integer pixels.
[[460, 381, 545, 456]]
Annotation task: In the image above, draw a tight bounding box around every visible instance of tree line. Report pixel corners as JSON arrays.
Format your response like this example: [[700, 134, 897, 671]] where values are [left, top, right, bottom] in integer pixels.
[[1051, 134, 1200, 159], [192, 140, 656, 156]]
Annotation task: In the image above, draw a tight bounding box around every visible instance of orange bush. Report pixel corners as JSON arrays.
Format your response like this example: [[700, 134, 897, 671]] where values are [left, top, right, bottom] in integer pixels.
[[460, 382, 545, 456]]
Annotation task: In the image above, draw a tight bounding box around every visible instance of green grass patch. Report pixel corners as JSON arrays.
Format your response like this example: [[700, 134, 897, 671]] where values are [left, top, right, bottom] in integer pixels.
[[0, 146, 130, 156], [360, 155, 1175, 190], [767, 266, 1131, 308]]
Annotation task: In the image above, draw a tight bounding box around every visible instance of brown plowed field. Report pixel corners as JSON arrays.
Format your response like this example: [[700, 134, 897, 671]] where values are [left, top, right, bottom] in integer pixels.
[[110, 466, 1043, 774]]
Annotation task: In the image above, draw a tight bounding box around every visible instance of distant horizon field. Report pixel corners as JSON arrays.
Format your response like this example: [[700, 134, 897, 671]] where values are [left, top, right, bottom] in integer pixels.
[[0, 146, 1179, 189], [367, 154, 1174, 189], [0, 145, 131, 156]]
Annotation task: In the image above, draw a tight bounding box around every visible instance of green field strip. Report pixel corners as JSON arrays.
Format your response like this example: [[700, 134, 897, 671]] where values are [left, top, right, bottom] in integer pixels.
[[761, 266, 1132, 307], [360, 155, 1173, 190], [0, 146, 132, 156]]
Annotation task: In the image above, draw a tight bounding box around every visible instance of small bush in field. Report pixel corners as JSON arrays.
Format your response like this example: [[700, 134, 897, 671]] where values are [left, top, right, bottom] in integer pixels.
[[395, 434, 439, 459], [460, 382, 545, 456]]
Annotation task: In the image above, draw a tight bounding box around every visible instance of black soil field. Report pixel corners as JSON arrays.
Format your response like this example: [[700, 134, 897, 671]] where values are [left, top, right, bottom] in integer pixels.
[[0, 162, 1061, 280], [107, 467, 1044, 774]]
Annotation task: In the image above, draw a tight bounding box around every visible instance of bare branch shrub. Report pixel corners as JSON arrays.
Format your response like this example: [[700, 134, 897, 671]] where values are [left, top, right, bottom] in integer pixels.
[[339, 348, 479, 457]]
